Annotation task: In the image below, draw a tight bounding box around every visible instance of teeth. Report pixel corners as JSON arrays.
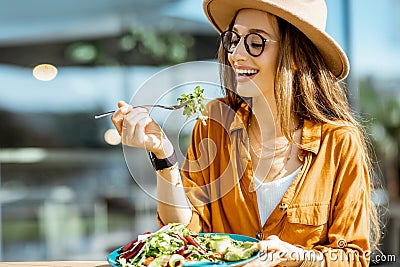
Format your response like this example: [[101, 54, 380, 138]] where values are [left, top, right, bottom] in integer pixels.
[[235, 69, 259, 75]]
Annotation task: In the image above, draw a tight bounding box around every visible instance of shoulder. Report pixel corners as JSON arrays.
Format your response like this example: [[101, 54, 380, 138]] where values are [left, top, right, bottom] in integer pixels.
[[320, 122, 370, 195], [201, 97, 239, 127], [191, 97, 234, 135], [301, 120, 365, 160], [305, 121, 370, 189], [318, 121, 367, 168], [320, 120, 363, 147], [301, 120, 362, 153]]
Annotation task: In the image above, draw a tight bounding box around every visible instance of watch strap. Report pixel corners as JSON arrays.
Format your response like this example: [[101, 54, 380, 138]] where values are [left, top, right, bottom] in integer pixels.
[[149, 151, 178, 171]]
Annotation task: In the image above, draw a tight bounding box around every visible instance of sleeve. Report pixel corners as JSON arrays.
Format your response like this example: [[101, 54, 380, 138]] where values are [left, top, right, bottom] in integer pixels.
[[156, 99, 232, 232], [155, 118, 212, 232], [313, 128, 371, 267], [179, 118, 213, 233]]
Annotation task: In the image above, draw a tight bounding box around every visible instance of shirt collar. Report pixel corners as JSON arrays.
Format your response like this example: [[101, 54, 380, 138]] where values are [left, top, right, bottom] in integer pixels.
[[300, 120, 322, 155], [229, 101, 251, 133]]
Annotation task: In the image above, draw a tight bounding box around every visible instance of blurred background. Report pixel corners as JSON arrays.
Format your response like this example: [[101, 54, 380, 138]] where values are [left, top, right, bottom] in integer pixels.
[[0, 0, 399, 264]]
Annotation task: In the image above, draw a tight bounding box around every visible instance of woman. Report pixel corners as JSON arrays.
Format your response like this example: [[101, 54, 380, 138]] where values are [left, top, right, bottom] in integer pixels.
[[112, 0, 380, 266]]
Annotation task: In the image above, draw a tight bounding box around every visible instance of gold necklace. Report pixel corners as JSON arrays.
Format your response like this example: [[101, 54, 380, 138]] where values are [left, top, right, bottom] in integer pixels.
[[248, 123, 291, 159], [249, 121, 302, 182], [262, 141, 293, 182], [252, 139, 290, 159]]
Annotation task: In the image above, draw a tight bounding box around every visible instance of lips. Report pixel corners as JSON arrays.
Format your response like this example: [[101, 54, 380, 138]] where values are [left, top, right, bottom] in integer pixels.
[[235, 69, 259, 76], [234, 67, 259, 82]]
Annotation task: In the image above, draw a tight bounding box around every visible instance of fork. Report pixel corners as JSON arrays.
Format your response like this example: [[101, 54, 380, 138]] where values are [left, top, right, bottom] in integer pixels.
[[94, 100, 190, 119]]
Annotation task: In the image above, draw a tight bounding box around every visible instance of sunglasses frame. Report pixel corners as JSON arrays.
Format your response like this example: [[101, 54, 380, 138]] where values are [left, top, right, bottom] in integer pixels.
[[220, 30, 278, 57]]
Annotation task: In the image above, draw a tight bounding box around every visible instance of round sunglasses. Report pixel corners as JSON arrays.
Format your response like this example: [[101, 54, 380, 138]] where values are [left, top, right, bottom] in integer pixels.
[[220, 30, 279, 57]]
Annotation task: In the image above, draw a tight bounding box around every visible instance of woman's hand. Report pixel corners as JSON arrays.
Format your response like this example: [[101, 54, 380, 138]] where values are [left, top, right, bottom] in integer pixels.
[[111, 101, 174, 158], [244, 235, 305, 267]]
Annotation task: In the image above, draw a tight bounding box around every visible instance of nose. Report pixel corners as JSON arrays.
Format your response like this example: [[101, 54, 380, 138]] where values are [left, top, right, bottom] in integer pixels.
[[230, 39, 247, 61]]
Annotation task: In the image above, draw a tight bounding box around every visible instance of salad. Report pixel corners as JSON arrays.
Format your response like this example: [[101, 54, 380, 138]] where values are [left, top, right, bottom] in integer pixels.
[[117, 223, 259, 267], [177, 86, 208, 125]]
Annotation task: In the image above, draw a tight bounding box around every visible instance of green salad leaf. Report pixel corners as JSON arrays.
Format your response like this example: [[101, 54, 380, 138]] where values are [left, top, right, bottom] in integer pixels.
[[223, 242, 259, 262], [117, 223, 259, 267], [177, 86, 208, 125]]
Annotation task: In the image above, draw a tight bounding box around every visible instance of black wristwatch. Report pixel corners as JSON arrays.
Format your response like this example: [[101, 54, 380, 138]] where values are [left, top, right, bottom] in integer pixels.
[[148, 151, 178, 171]]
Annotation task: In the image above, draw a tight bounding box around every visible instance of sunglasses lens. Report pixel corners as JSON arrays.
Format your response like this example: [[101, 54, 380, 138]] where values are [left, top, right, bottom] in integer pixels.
[[221, 31, 266, 57], [221, 31, 239, 53], [245, 33, 264, 56]]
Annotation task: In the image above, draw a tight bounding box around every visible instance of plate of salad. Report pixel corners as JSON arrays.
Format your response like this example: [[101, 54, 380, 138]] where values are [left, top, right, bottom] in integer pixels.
[[107, 223, 260, 267]]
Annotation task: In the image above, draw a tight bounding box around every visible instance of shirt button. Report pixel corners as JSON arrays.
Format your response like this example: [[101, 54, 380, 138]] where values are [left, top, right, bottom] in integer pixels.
[[256, 231, 264, 240], [279, 203, 288, 211]]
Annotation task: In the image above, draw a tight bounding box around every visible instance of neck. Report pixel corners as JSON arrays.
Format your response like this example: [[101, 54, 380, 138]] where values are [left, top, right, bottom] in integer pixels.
[[250, 95, 282, 139], [247, 96, 303, 182]]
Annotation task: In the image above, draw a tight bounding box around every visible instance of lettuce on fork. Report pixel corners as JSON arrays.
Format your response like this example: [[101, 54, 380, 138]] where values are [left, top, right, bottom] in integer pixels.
[[177, 86, 208, 125]]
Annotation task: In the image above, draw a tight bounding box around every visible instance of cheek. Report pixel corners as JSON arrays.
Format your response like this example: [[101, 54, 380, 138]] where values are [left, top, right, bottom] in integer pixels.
[[259, 53, 279, 75]]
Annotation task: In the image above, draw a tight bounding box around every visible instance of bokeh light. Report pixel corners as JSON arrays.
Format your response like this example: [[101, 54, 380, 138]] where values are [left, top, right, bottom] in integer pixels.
[[104, 128, 121, 145], [32, 63, 58, 81]]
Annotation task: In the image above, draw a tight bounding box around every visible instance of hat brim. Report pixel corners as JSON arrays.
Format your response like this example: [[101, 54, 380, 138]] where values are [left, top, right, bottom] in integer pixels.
[[203, 0, 349, 81]]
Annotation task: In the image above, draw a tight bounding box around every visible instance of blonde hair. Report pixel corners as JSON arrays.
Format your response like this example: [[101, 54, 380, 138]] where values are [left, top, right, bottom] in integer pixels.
[[218, 15, 381, 250]]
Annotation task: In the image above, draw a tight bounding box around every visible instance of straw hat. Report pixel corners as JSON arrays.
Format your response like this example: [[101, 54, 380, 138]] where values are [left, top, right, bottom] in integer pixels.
[[203, 0, 349, 80]]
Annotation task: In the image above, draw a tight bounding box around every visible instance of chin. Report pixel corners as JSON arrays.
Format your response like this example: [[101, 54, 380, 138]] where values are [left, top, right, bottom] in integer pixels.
[[236, 82, 264, 98]]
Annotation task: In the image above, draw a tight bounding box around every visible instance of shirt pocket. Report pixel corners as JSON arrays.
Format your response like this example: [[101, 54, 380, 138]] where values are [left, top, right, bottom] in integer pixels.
[[286, 202, 330, 226]]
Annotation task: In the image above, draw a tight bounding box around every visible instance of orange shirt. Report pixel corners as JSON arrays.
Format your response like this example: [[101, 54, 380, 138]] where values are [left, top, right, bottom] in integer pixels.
[[159, 98, 370, 266]]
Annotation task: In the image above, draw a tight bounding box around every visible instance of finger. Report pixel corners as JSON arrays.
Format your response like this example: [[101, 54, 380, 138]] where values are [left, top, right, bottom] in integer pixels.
[[124, 108, 149, 132], [116, 101, 133, 116], [115, 106, 145, 137], [122, 111, 149, 146], [258, 243, 280, 254], [111, 110, 124, 135], [121, 104, 133, 115], [259, 237, 295, 266], [258, 235, 281, 250], [134, 116, 150, 148], [253, 252, 282, 267], [122, 121, 133, 146], [118, 100, 129, 108], [112, 102, 132, 134], [144, 117, 166, 151], [258, 236, 281, 251]]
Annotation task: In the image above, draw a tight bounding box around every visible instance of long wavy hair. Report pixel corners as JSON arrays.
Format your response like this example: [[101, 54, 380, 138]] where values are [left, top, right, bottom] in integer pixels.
[[217, 14, 381, 250]]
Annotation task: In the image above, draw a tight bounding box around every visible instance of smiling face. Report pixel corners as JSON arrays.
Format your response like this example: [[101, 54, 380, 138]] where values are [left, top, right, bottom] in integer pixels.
[[228, 9, 280, 99]]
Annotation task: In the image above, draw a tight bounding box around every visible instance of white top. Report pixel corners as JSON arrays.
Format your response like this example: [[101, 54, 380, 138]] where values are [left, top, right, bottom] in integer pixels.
[[254, 166, 302, 226]]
